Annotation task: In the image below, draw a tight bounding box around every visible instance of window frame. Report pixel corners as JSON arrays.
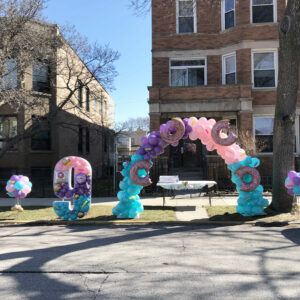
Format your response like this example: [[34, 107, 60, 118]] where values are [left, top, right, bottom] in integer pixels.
[[1, 59, 18, 90], [31, 116, 51, 151], [32, 61, 50, 93], [86, 87, 90, 112], [0, 115, 18, 151], [222, 52, 237, 85], [176, 0, 197, 34], [251, 49, 278, 89], [221, 0, 235, 30], [250, 0, 277, 24], [253, 115, 300, 155], [169, 58, 207, 87]]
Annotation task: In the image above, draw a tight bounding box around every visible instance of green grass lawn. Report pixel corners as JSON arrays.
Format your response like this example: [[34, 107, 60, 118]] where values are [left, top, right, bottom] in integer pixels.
[[0, 205, 177, 223], [206, 205, 298, 223]]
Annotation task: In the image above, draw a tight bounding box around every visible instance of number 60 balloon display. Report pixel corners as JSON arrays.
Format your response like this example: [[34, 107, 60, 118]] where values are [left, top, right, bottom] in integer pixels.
[[53, 156, 92, 220]]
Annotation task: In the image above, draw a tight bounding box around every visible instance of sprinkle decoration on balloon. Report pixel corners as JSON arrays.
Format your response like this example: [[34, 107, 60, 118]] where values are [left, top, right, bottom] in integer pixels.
[[6, 175, 32, 212], [285, 170, 300, 196], [53, 156, 92, 220], [113, 117, 269, 218]]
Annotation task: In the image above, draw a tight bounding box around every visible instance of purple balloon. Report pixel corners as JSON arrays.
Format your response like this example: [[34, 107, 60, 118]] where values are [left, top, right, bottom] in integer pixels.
[[160, 124, 167, 133], [65, 190, 73, 198], [13, 190, 19, 197], [154, 145, 164, 155], [19, 192, 26, 199], [288, 171, 298, 179], [144, 153, 151, 161], [136, 147, 146, 155], [149, 135, 158, 146], [154, 131, 161, 137], [169, 126, 177, 134], [10, 175, 18, 182], [141, 136, 149, 145], [292, 176, 300, 185]]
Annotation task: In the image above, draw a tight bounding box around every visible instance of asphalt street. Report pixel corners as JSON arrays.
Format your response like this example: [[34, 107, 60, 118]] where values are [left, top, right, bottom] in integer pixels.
[[1, 224, 300, 299]]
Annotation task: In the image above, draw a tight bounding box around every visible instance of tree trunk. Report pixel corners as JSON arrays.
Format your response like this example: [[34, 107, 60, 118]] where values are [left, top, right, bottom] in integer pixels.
[[271, 0, 300, 212]]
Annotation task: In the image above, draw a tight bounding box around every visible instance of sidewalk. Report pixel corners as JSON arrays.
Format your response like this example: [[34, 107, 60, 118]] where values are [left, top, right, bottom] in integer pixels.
[[0, 194, 272, 222]]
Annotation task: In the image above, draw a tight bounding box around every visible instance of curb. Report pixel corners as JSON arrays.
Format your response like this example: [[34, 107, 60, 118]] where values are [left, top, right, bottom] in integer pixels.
[[0, 219, 298, 227]]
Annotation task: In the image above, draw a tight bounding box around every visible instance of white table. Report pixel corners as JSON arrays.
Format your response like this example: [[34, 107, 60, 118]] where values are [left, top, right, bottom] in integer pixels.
[[157, 180, 217, 207]]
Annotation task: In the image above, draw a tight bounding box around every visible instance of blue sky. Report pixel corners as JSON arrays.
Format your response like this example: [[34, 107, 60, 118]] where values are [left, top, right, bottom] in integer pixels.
[[45, 0, 151, 123]]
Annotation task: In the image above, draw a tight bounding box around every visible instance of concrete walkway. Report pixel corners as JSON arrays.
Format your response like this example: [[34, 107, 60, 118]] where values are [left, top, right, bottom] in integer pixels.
[[0, 194, 272, 221]]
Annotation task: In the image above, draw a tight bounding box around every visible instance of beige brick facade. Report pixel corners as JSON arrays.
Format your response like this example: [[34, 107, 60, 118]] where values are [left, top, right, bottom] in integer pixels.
[[0, 22, 115, 194]]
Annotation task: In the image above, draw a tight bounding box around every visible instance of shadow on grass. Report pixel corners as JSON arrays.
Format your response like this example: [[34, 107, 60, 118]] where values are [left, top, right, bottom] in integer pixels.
[[209, 208, 292, 226]]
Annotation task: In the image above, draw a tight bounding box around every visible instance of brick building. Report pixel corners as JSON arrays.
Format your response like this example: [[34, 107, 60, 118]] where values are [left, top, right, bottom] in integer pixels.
[[0, 21, 115, 196], [148, 0, 300, 188]]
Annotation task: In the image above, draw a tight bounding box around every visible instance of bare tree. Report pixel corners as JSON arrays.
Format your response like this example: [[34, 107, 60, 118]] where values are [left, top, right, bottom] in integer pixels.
[[116, 116, 149, 133], [0, 0, 120, 160]]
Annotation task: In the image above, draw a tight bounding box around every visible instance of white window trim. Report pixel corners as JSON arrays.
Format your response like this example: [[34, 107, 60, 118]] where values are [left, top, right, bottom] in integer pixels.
[[221, 0, 235, 31], [253, 115, 300, 155], [250, 0, 277, 24], [169, 57, 207, 86], [176, 0, 197, 34], [222, 52, 237, 85], [251, 49, 278, 89]]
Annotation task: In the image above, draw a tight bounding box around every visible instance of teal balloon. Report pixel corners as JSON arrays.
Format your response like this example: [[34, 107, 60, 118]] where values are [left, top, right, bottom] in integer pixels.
[[138, 169, 147, 178], [293, 185, 300, 195], [14, 181, 24, 190]]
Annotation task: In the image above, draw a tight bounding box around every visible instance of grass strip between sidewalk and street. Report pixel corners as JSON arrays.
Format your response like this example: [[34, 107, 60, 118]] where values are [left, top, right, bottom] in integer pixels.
[[0, 205, 176, 224]]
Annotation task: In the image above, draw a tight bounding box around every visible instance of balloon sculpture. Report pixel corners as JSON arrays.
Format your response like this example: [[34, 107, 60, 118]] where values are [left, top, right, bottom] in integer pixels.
[[5, 175, 32, 212], [285, 171, 300, 196], [53, 156, 92, 220], [113, 117, 269, 218]]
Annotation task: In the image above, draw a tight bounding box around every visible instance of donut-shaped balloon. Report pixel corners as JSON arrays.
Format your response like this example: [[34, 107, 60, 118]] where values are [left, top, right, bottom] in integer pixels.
[[53, 156, 92, 220], [211, 120, 238, 146], [130, 160, 152, 187], [160, 117, 186, 144], [235, 166, 261, 192]]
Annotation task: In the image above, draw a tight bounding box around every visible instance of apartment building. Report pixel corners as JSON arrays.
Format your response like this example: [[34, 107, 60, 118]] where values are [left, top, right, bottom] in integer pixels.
[[148, 0, 300, 187], [0, 21, 115, 195]]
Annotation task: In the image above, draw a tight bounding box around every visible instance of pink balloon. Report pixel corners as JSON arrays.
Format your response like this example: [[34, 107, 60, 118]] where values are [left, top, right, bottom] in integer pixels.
[[6, 184, 15, 193], [20, 176, 29, 184], [22, 185, 31, 194], [188, 117, 198, 128], [189, 130, 198, 141]]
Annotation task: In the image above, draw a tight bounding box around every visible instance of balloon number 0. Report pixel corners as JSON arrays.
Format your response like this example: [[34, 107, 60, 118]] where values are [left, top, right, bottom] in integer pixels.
[[53, 156, 92, 220]]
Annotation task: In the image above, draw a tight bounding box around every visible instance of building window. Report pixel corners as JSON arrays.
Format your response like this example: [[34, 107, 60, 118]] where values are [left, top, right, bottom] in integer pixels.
[[31, 116, 51, 151], [222, 0, 235, 30], [93, 95, 97, 111], [170, 59, 206, 86], [252, 51, 277, 88], [86, 87, 90, 112], [99, 99, 102, 114], [32, 62, 50, 93], [251, 0, 276, 23], [254, 117, 274, 153], [255, 116, 299, 153], [86, 127, 90, 154], [177, 0, 196, 34], [77, 81, 83, 108], [0, 116, 17, 150], [78, 125, 83, 153], [223, 53, 236, 84], [1, 59, 17, 90]]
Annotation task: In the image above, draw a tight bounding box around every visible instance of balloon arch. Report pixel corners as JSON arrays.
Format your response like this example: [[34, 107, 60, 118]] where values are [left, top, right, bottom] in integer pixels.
[[113, 117, 269, 219]]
